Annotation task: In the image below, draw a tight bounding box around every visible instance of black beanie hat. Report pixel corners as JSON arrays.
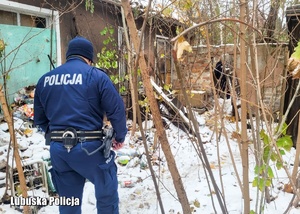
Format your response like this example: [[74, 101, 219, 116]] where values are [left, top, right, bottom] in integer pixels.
[[66, 36, 94, 62]]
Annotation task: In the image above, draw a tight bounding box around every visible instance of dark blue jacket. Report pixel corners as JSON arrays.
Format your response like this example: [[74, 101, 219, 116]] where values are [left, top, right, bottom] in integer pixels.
[[34, 57, 127, 142]]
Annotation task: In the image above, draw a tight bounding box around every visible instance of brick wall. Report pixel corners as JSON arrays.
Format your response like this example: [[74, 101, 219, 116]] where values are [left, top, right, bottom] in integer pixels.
[[172, 43, 288, 112]]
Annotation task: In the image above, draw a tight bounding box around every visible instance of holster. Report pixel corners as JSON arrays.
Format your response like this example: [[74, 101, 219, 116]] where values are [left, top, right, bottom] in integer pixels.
[[102, 127, 115, 158]]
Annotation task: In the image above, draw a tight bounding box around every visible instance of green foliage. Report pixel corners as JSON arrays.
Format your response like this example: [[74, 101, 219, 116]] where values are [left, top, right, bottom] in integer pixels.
[[110, 74, 128, 94], [275, 122, 288, 135], [291, 41, 300, 60], [96, 26, 118, 70], [95, 26, 129, 94], [138, 97, 150, 113], [253, 123, 293, 191], [253, 165, 273, 191], [163, 84, 172, 91], [276, 136, 293, 151], [85, 0, 94, 13], [253, 176, 272, 191], [96, 50, 118, 69], [0, 39, 5, 58]]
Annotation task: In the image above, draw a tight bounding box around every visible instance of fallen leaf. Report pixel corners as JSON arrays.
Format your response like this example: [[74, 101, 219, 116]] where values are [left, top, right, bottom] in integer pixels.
[[193, 199, 200, 208], [174, 36, 192, 61], [231, 131, 241, 142], [283, 183, 293, 193]]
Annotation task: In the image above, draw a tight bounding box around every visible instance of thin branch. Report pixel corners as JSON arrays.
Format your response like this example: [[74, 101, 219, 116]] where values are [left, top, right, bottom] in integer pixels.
[[171, 18, 263, 43]]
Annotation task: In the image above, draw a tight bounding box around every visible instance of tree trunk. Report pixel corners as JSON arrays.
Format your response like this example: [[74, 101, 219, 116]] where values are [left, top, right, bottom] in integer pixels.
[[292, 116, 300, 184], [120, 1, 191, 213], [263, 0, 280, 42], [0, 85, 30, 214], [120, 7, 137, 135], [239, 1, 250, 212]]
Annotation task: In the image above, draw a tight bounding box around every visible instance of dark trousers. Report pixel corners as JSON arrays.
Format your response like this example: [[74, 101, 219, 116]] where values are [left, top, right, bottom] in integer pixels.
[[49, 141, 119, 214]]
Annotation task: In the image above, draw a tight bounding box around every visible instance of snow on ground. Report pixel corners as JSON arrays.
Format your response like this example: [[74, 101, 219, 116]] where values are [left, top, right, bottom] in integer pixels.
[[0, 98, 299, 214]]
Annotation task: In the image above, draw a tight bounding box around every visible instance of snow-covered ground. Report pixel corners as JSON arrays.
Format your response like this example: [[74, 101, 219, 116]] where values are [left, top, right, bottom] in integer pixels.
[[0, 98, 299, 214]]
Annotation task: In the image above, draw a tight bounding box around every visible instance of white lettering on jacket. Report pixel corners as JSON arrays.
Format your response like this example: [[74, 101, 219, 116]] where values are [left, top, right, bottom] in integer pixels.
[[44, 74, 82, 87]]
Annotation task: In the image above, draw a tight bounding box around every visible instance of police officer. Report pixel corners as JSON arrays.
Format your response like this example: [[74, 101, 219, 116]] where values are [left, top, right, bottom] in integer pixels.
[[34, 36, 127, 214]]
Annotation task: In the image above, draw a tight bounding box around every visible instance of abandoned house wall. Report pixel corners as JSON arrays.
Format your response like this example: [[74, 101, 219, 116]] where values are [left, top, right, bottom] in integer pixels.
[[0, 0, 168, 106], [11, 0, 124, 64], [0, 1, 59, 104], [172, 43, 288, 112]]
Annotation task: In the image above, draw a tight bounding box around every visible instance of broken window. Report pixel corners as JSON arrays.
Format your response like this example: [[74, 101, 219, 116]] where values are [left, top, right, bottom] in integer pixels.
[[0, 9, 47, 28]]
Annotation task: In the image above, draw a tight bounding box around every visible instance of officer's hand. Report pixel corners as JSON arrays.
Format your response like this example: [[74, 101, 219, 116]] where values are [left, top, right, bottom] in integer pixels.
[[112, 139, 124, 150]]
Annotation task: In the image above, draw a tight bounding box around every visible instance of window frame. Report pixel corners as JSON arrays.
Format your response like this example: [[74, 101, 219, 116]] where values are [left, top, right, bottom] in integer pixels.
[[0, 0, 61, 65]]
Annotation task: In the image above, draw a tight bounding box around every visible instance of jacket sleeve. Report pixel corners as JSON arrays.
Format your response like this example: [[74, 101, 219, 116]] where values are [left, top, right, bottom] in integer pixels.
[[97, 71, 127, 142], [33, 83, 49, 132]]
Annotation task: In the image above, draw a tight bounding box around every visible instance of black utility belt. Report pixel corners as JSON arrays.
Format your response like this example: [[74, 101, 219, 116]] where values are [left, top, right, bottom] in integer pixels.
[[45, 127, 103, 146], [50, 130, 103, 141]]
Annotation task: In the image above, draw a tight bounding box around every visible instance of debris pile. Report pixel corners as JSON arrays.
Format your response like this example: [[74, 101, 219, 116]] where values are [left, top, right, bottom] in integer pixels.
[[12, 85, 35, 121]]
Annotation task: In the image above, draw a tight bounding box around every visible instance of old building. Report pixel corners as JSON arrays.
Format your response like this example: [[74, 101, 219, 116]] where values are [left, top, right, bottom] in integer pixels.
[[0, 0, 178, 103]]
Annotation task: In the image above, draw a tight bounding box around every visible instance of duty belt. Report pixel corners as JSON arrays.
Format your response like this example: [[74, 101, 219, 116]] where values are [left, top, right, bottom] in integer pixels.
[[49, 130, 103, 141], [45, 127, 103, 146], [46, 127, 115, 156]]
